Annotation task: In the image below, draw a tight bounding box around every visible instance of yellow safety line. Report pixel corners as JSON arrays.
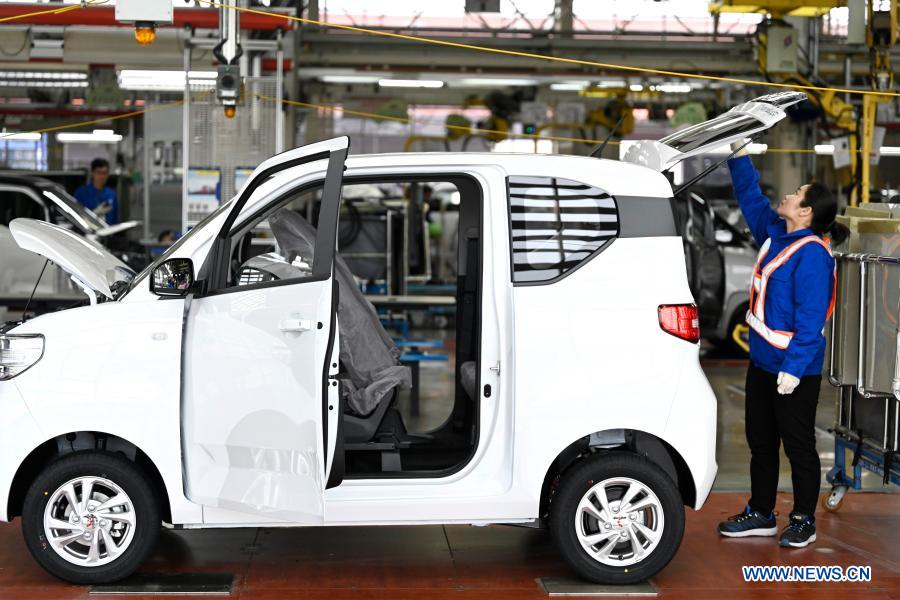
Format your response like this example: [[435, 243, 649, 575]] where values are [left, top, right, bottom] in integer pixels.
[[0, 0, 106, 25], [255, 94, 612, 145], [200, 0, 899, 99], [0, 95, 202, 139], [257, 93, 848, 154]]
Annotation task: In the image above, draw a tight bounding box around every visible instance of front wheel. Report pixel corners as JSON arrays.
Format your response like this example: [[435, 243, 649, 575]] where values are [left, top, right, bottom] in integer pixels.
[[550, 452, 685, 584], [21, 451, 160, 584]]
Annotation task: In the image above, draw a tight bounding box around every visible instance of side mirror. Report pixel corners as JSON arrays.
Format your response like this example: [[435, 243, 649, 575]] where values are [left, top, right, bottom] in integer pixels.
[[715, 229, 734, 244], [151, 258, 195, 297]]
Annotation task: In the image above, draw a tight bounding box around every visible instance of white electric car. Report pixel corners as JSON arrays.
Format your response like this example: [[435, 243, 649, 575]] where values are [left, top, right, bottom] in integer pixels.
[[0, 92, 805, 585]]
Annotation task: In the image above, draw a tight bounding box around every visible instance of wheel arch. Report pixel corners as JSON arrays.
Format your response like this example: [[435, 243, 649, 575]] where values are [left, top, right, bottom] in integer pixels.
[[539, 429, 696, 522], [7, 431, 172, 523]]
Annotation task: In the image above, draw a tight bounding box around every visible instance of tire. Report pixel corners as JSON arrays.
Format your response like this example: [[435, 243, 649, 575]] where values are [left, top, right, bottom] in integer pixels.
[[21, 451, 160, 584], [550, 451, 685, 585], [721, 307, 750, 357]]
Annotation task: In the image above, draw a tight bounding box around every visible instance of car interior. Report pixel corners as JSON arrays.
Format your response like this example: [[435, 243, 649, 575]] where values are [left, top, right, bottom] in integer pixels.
[[225, 175, 483, 478]]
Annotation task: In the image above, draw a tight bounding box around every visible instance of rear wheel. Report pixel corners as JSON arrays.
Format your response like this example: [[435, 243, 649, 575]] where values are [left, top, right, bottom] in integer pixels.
[[21, 451, 160, 584], [550, 452, 684, 584]]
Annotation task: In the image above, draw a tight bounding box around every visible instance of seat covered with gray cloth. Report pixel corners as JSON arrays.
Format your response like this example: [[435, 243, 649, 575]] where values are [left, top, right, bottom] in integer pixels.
[[268, 209, 412, 416]]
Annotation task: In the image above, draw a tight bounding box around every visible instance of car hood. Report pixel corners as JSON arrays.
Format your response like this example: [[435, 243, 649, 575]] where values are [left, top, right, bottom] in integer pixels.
[[622, 91, 807, 171], [93, 220, 142, 238], [9, 218, 135, 300]]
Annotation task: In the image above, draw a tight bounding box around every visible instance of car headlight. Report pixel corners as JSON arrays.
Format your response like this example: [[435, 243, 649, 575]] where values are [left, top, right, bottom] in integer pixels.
[[0, 334, 44, 380]]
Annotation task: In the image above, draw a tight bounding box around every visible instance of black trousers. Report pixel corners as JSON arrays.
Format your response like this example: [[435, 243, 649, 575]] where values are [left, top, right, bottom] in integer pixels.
[[745, 363, 822, 517]]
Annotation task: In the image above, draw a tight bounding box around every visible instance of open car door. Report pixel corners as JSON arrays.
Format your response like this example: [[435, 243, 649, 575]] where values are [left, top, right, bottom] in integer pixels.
[[622, 91, 806, 172], [181, 137, 348, 523]]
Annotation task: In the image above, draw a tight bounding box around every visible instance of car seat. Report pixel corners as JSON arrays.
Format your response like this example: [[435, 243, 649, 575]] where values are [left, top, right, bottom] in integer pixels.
[[459, 361, 477, 401], [268, 209, 412, 443]]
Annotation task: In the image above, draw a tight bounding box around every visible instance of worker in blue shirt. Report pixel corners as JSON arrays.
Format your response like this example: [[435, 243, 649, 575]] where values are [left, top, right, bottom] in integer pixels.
[[74, 158, 118, 225], [717, 142, 843, 549]]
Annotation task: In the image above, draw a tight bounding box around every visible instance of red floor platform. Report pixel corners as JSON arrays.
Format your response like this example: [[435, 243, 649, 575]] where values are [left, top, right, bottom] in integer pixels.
[[0, 491, 897, 599]]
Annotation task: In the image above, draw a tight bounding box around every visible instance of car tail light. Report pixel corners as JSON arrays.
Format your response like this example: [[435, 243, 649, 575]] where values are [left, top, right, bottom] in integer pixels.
[[658, 304, 700, 343]]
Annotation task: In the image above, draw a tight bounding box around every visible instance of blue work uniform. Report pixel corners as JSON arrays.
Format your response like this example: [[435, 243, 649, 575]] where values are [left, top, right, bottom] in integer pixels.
[[74, 183, 118, 225], [728, 156, 835, 379]]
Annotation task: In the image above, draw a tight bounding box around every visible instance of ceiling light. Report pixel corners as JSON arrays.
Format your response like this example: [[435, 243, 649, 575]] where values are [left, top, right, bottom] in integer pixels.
[[655, 83, 692, 93], [550, 81, 590, 91], [320, 75, 381, 84], [707, 142, 768, 155], [813, 145, 900, 156], [378, 79, 444, 88], [117, 69, 217, 91], [0, 131, 41, 141], [454, 78, 538, 87], [629, 84, 644, 92], [0, 71, 87, 80], [57, 129, 123, 144], [0, 80, 88, 88]]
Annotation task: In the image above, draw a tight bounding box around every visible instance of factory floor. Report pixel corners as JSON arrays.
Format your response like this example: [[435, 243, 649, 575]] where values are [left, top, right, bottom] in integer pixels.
[[0, 337, 897, 599]]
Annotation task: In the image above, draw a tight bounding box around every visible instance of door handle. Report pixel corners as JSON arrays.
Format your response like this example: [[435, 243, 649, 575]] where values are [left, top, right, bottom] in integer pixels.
[[279, 318, 312, 333]]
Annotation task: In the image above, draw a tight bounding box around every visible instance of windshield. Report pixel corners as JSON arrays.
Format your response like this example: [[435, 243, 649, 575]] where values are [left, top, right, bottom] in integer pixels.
[[124, 197, 236, 296]]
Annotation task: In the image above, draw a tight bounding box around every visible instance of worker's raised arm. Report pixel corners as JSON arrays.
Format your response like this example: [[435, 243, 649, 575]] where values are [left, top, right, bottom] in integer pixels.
[[727, 155, 780, 247]]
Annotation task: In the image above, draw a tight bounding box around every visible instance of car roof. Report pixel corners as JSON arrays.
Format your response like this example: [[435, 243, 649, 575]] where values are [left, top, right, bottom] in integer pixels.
[[341, 152, 673, 198], [0, 173, 55, 189]]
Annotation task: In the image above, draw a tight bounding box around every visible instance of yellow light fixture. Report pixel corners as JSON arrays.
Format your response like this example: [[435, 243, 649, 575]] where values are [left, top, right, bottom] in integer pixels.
[[224, 105, 236, 119], [134, 23, 156, 46]]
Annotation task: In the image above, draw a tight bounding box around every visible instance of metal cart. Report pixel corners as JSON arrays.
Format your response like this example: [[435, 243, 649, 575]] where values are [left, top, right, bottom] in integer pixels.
[[824, 251, 900, 511]]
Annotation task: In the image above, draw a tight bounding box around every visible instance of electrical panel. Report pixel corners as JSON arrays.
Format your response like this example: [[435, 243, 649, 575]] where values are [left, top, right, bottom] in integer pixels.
[[115, 0, 173, 23], [765, 24, 798, 74]]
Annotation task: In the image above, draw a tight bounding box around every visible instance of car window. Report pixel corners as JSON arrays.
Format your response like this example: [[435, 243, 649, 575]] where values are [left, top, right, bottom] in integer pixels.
[[225, 184, 324, 289], [507, 176, 618, 284], [0, 188, 47, 226]]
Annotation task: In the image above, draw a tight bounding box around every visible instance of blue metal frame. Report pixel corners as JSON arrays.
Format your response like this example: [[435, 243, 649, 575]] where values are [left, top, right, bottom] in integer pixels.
[[826, 433, 900, 491]]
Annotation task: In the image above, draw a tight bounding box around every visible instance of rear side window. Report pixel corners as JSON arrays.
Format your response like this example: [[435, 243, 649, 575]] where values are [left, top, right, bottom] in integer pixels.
[[507, 176, 618, 284]]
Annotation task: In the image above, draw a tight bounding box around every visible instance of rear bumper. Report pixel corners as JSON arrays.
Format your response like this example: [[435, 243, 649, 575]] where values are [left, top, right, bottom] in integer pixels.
[[663, 347, 718, 510]]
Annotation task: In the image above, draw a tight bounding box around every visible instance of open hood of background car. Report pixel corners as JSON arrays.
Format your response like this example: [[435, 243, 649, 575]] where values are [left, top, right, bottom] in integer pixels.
[[9, 218, 135, 300], [92, 220, 142, 238], [622, 91, 807, 172]]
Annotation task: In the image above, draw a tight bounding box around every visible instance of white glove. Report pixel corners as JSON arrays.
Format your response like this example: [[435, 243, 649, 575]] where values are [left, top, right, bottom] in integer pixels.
[[730, 140, 750, 158], [777, 371, 800, 395]]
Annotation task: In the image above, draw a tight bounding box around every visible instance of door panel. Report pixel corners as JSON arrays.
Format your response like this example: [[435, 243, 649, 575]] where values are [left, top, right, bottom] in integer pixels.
[[182, 137, 348, 523], [183, 280, 334, 522]]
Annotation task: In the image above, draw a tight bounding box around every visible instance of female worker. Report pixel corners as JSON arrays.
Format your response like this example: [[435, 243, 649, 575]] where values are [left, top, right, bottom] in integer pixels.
[[717, 141, 840, 549]]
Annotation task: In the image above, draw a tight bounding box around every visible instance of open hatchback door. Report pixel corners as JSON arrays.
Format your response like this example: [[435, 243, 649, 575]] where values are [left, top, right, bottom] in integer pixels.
[[622, 91, 807, 172], [181, 137, 349, 523]]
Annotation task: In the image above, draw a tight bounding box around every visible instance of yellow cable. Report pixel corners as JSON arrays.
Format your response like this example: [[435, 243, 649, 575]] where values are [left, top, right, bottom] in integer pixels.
[[0, 95, 202, 139], [201, 0, 899, 100], [0, 0, 107, 25], [256, 93, 841, 153], [254, 94, 608, 145]]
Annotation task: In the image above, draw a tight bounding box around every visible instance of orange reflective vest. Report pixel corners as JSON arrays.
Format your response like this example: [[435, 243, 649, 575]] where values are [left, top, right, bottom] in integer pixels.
[[745, 235, 836, 350]]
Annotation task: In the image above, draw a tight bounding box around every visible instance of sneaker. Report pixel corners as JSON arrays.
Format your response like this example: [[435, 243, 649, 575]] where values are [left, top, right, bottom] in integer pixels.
[[718, 505, 778, 538], [779, 512, 816, 548]]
